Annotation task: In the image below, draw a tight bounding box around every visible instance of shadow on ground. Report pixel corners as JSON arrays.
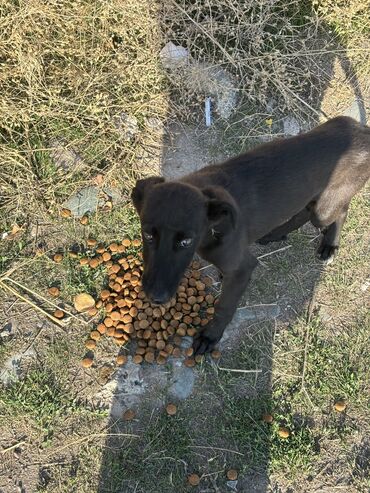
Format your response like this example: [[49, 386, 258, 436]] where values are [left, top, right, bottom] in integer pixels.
[[97, 4, 367, 492]]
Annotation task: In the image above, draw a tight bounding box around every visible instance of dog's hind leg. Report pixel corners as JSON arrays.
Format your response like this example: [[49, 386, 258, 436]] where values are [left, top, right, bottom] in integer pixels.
[[315, 206, 348, 263], [257, 208, 311, 245], [193, 251, 258, 354]]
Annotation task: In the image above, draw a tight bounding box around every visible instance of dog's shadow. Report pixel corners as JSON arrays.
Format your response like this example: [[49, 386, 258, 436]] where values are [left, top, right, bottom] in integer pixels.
[[96, 8, 367, 493]]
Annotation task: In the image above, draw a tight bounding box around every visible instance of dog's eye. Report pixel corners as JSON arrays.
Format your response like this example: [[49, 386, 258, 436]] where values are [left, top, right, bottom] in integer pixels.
[[178, 238, 192, 248], [143, 232, 153, 242]]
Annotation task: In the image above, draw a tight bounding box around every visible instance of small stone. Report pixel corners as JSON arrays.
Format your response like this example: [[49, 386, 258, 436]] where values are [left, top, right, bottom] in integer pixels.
[[122, 409, 135, 421], [74, 293, 95, 312]]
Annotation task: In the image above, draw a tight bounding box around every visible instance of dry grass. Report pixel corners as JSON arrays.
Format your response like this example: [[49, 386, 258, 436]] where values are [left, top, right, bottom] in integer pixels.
[[0, 0, 167, 227]]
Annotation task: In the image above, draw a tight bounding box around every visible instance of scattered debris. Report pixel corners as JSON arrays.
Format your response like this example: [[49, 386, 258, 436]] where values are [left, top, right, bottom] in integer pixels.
[[160, 41, 190, 69]]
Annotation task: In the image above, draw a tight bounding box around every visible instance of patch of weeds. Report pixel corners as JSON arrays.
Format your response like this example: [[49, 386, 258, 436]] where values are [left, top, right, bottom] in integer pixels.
[[99, 412, 192, 493]]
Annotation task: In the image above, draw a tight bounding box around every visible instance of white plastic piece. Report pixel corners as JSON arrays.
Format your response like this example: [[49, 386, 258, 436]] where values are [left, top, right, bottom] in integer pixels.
[[205, 97, 212, 126]]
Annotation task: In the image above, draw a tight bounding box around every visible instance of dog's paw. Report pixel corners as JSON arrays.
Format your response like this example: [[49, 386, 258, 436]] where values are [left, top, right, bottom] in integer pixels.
[[317, 243, 338, 264], [193, 326, 222, 355], [257, 234, 288, 245]]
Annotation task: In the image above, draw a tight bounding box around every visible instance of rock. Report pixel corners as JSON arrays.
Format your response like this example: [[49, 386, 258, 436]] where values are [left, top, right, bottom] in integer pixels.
[[160, 42, 190, 69], [186, 63, 238, 119], [283, 116, 300, 136], [0, 321, 15, 339], [63, 186, 121, 217], [49, 138, 83, 171], [112, 112, 139, 141], [168, 365, 195, 400], [343, 98, 367, 125], [226, 480, 238, 491]]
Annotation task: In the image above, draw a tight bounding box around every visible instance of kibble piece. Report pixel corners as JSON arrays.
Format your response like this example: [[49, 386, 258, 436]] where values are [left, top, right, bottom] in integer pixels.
[[166, 403, 177, 416], [172, 348, 181, 358], [85, 339, 96, 350], [82, 357, 93, 368], [132, 239, 141, 247], [60, 208, 72, 218], [102, 252, 111, 262], [188, 474, 200, 486], [109, 242, 119, 252], [176, 327, 186, 337], [278, 427, 290, 439], [144, 352, 155, 364], [136, 347, 146, 355], [156, 340, 166, 350], [80, 215, 88, 225], [334, 400, 347, 412], [122, 314, 133, 324], [184, 358, 196, 368], [87, 238, 97, 247], [74, 293, 95, 312], [143, 329, 151, 340], [111, 311, 121, 321], [53, 253, 63, 263], [89, 258, 99, 268], [90, 330, 101, 341], [48, 287, 60, 297], [79, 257, 89, 266], [122, 239, 131, 247], [185, 347, 194, 357], [211, 350, 221, 360], [133, 354, 143, 364], [53, 309, 64, 319], [96, 245, 105, 254], [97, 323, 107, 334], [262, 413, 274, 424], [116, 354, 128, 366], [139, 319, 149, 329], [156, 355, 167, 365], [122, 409, 135, 421], [226, 469, 238, 481], [101, 289, 111, 300], [104, 317, 114, 327], [107, 327, 115, 337], [187, 328, 197, 337]]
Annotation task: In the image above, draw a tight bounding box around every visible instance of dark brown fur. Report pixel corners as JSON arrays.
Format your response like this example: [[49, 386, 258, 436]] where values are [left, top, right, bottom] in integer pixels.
[[131, 116, 370, 354]]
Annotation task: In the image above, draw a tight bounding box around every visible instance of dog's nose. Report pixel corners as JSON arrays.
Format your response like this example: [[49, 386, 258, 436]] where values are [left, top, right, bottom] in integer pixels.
[[151, 295, 168, 305]]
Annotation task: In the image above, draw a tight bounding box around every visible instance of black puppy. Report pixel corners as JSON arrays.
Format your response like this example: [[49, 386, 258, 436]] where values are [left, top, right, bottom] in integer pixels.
[[131, 116, 370, 354]]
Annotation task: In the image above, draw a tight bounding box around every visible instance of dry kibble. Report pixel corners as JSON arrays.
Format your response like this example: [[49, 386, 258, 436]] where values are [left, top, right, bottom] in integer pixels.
[[185, 347, 194, 357], [104, 317, 114, 327], [122, 314, 133, 324], [188, 474, 200, 486], [90, 330, 101, 341], [87, 238, 97, 247], [116, 354, 128, 366], [101, 289, 111, 300], [172, 348, 181, 358], [85, 339, 96, 350], [81, 357, 93, 368], [53, 309, 64, 319], [80, 215, 88, 225], [132, 239, 141, 247], [102, 252, 111, 262], [79, 257, 89, 266], [107, 327, 115, 337], [74, 293, 95, 312], [97, 323, 107, 334], [278, 427, 290, 439], [262, 413, 274, 424], [60, 208, 72, 218], [122, 409, 135, 421], [226, 469, 238, 481], [109, 242, 119, 252], [53, 253, 63, 263], [133, 354, 143, 364], [136, 347, 146, 355], [334, 400, 347, 412], [48, 287, 60, 297], [139, 319, 149, 329], [144, 352, 155, 363], [211, 350, 221, 360], [176, 327, 186, 337], [184, 358, 196, 368], [166, 403, 177, 415], [89, 258, 99, 269], [111, 311, 121, 321], [156, 355, 167, 365], [122, 239, 131, 247], [143, 329, 151, 340]]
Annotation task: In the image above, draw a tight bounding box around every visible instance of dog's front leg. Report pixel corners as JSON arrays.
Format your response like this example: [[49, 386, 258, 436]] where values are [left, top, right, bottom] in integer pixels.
[[193, 252, 257, 354]]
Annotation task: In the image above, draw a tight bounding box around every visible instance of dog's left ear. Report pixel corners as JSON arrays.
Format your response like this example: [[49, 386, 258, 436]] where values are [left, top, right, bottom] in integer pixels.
[[131, 176, 165, 213], [202, 186, 239, 233]]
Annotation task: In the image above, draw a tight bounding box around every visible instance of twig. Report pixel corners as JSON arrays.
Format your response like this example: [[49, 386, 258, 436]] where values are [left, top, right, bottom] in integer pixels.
[[257, 245, 292, 259], [188, 445, 243, 456], [0, 280, 65, 327], [218, 367, 262, 374], [49, 432, 139, 455], [1, 441, 26, 454]]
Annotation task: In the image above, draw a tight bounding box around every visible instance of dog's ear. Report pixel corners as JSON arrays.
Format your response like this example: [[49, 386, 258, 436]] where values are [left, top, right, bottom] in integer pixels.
[[202, 186, 239, 233], [131, 176, 165, 213]]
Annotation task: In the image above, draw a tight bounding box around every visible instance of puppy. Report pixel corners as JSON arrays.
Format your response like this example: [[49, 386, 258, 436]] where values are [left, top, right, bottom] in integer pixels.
[[131, 116, 370, 354]]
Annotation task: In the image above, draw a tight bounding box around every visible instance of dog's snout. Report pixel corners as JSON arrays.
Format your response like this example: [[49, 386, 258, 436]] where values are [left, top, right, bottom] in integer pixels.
[[151, 294, 168, 305]]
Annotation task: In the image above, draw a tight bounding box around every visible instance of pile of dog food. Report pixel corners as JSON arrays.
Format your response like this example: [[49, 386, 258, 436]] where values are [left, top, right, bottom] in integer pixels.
[[75, 238, 219, 368]]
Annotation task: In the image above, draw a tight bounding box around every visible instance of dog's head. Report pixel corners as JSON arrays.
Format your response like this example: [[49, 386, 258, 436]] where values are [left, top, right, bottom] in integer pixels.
[[131, 176, 238, 304]]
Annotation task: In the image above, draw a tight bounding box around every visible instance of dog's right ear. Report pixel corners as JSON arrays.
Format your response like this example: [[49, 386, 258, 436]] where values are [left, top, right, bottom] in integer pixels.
[[131, 176, 165, 213]]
